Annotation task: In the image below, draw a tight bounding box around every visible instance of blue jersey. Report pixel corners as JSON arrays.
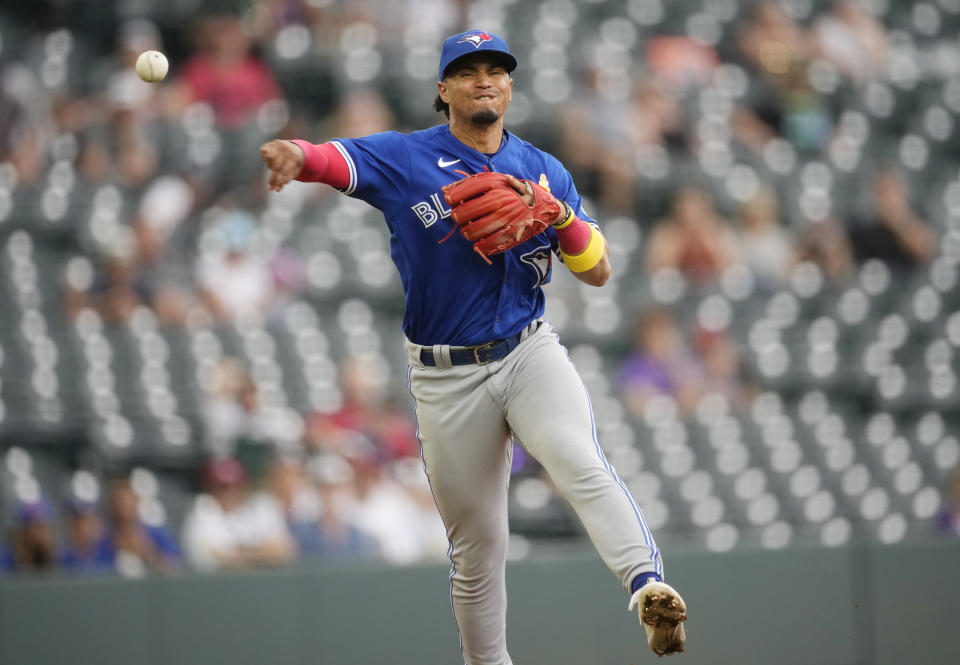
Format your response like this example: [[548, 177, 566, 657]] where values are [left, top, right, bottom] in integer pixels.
[[331, 124, 596, 346]]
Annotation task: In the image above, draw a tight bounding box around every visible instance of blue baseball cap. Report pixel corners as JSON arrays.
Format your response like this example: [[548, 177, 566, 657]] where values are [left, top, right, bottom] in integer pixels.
[[438, 30, 518, 81]]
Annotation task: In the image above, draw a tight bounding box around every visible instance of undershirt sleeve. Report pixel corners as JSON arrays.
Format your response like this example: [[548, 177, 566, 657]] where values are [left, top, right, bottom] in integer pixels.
[[288, 140, 351, 190]]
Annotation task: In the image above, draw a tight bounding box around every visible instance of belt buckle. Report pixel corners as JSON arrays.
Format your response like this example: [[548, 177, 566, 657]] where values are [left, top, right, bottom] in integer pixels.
[[472, 341, 498, 365]]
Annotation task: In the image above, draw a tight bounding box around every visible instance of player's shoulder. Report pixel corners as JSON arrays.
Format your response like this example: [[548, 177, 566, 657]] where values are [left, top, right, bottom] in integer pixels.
[[349, 125, 448, 152], [340, 129, 410, 145], [505, 130, 543, 157], [336, 129, 417, 164], [406, 124, 451, 143], [506, 130, 567, 173]]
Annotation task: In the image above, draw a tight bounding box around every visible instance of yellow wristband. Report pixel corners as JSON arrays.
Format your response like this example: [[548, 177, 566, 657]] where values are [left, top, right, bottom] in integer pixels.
[[561, 226, 605, 273], [552, 201, 575, 229]]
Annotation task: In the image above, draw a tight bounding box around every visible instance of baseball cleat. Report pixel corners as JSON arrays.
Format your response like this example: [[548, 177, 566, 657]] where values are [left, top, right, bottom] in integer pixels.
[[627, 581, 687, 657]]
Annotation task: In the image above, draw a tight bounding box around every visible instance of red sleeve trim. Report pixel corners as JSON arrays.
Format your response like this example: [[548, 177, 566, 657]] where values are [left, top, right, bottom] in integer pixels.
[[288, 140, 351, 190]]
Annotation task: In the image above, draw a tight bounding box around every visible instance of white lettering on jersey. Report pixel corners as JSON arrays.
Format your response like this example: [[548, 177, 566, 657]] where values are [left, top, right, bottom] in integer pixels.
[[430, 193, 452, 219], [411, 201, 438, 227], [412, 192, 453, 228]]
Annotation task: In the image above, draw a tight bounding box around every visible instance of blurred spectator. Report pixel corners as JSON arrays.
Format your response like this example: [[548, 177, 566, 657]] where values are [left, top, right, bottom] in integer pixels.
[[129, 175, 199, 325], [62, 52, 164, 190], [65, 227, 194, 327], [0, 543, 12, 572], [295, 453, 381, 560], [560, 72, 688, 215], [558, 66, 637, 215], [9, 497, 58, 572], [249, 0, 320, 40], [813, 0, 888, 85], [178, 14, 283, 128], [327, 88, 395, 139], [695, 329, 752, 409], [629, 78, 688, 151], [84, 251, 144, 324], [738, 1, 813, 80], [197, 208, 276, 321], [103, 105, 159, 188], [269, 246, 309, 312], [644, 188, 740, 284], [348, 443, 436, 566], [130, 220, 194, 326], [75, 129, 114, 186], [391, 458, 449, 563], [936, 467, 960, 537], [733, 2, 834, 154], [59, 499, 114, 572], [105, 20, 169, 117], [775, 63, 834, 153], [793, 216, 855, 283], [737, 187, 793, 286], [93, 22, 166, 188], [645, 36, 719, 97], [0, 59, 56, 185], [108, 478, 181, 574], [205, 357, 253, 454], [619, 309, 705, 417], [267, 453, 322, 537], [847, 169, 936, 269], [138, 175, 196, 244], [365, 0, 463, 45], [204, 358, 286, 468], [733, 59, 834, 155], [620, 311, 750, 417], [181, 457, 295, 571], [59, 19, 172, 144], [306, 354, 418, 461]]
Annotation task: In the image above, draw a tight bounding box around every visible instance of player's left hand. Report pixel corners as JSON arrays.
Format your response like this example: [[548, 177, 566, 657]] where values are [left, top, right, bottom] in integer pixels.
[[502, 174, 536, 206]]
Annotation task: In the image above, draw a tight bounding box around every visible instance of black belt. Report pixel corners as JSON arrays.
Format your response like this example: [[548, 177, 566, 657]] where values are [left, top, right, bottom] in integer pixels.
[[420, 322, 540, 367]]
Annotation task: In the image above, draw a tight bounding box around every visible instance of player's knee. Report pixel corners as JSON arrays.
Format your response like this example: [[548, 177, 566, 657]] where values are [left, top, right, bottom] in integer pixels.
[[451, 568, 501, 596], [535, 439, 607, 480], [449, 529, 508, 574], [553, 467, 611, 500], [539, 451, 612, 497], [451, 553, 505, 594]]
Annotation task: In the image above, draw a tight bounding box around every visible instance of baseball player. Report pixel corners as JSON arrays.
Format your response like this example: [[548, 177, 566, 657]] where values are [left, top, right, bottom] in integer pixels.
[[260, 30, 687, 663]]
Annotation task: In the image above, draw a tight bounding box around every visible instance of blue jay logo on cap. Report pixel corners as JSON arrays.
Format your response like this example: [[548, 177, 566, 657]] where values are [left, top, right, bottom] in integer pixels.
[[440, 30, 517, 80], [457, 31, 493, 48]]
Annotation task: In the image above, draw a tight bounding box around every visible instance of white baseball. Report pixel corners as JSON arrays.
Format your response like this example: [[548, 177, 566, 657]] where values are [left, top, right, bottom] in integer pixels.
[[135, 50, 169, 83]]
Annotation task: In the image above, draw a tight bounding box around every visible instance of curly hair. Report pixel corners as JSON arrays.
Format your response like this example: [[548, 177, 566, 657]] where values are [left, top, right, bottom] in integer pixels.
[[433, 94, 450, 118]]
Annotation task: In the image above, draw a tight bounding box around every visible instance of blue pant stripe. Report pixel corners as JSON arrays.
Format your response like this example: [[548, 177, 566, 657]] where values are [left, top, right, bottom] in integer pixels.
[[563, 342, 663, 578]]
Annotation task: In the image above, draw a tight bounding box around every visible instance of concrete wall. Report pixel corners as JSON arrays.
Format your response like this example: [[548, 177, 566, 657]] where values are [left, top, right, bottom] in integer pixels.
[[0, 540, 957, 665]]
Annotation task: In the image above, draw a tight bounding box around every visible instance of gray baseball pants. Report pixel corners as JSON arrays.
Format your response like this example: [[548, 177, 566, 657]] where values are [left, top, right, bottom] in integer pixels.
[[405, 320, 663, 665]]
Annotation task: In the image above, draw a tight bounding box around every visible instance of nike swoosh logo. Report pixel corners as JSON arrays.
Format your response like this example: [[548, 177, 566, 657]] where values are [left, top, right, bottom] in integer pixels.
[[437, 157, 461, 168]]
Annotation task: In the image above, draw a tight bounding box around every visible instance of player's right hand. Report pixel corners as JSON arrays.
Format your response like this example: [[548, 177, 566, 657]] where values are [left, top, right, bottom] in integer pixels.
[[259, 140, 305, 192]]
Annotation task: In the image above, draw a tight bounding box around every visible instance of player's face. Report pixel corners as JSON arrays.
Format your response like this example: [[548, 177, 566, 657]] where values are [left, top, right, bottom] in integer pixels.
[[439, 55, 513, 125]]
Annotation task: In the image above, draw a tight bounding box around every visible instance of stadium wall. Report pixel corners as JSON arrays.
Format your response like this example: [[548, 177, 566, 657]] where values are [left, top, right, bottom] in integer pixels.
[[0, 540, 956, 665]]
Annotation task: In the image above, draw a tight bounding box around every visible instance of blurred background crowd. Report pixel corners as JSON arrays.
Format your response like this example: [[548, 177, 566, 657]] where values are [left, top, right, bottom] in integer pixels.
[[2, 0, 960, 577]]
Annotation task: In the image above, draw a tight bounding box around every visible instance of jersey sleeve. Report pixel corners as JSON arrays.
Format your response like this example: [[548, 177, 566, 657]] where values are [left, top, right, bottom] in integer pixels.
[[329, 131, 412, 213]]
